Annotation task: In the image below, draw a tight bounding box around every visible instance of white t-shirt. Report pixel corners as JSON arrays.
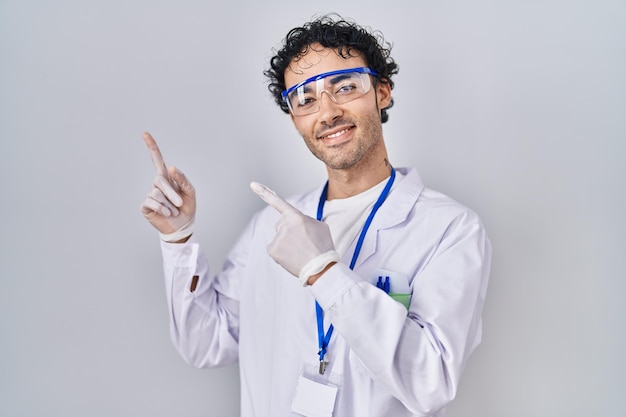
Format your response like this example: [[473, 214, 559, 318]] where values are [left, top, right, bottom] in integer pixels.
[[322, 171, 404, 258]]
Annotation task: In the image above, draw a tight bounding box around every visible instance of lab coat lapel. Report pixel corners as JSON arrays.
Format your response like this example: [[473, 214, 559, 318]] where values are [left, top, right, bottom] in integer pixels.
[[349, 168, 425, 271]]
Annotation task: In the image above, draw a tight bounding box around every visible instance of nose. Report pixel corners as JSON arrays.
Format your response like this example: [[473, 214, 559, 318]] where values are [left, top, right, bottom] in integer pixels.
[[317, 90, 342, 122]]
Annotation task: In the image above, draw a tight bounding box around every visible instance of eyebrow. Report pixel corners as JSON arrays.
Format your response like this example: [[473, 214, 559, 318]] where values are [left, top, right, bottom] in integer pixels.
[[288, 71, 360, 98], [326, 73, 353, 85], [292, 73, 354, 96], [295, 84, 314, 95]]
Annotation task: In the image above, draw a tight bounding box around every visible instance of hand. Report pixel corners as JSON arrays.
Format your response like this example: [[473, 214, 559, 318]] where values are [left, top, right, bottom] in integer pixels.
[[250, 182, 339, 285], [140, 132, 196, 242]]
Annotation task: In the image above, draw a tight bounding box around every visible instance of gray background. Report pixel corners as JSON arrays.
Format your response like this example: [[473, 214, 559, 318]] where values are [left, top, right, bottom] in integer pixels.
[[1, 1, 624, 416]]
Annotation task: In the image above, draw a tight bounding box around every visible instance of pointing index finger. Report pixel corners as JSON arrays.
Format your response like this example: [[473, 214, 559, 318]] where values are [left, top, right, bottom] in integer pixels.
[[250, 182, 296, 214], [143, 132, 168, 177]]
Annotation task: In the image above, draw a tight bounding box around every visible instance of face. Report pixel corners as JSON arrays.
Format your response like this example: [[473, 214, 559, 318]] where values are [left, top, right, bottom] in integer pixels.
[[284, 44, 392, 171]]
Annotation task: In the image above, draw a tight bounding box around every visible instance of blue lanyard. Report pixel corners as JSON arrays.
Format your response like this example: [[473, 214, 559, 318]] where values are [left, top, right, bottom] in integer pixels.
[[314, 167, 396, 370]]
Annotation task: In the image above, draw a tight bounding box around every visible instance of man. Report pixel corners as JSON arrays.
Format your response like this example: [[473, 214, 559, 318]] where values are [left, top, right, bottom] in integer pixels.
[[141, 15, 491, 417]]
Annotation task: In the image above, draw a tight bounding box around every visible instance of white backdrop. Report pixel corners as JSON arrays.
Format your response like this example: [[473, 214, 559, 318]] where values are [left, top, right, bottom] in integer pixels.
[[1, 1, 624, 416]]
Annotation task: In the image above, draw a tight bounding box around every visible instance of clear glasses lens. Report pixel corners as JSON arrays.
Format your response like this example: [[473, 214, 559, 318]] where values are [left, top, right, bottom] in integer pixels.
[[286, 71, 373, 116]]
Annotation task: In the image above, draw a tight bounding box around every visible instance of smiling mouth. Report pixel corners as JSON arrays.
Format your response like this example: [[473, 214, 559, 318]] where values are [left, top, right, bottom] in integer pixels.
[[319, 126, 353, 140]]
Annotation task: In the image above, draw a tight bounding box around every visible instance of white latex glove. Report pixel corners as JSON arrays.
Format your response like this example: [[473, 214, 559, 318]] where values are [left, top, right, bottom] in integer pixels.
[[140, 132, 196, 242], [250, 182, 339, 285]]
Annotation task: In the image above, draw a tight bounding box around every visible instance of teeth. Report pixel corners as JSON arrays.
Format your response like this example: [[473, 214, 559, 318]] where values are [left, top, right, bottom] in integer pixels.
[[325, 128, 349, 139]]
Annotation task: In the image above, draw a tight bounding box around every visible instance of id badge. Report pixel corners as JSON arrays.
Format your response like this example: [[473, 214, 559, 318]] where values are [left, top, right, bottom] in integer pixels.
[[291, 363, 341, 417]]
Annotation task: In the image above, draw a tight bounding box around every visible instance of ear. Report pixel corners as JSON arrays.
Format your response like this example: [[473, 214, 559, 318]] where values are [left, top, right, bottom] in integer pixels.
[[376, 80, 392, 110]]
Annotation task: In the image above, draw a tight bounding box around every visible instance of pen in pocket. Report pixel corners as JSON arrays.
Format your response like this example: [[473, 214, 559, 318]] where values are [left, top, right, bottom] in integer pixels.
[[376, 276, 390, 294]]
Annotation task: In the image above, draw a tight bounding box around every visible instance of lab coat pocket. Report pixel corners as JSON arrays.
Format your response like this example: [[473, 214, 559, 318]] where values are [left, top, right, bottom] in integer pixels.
[[369, 268, 411, 311]]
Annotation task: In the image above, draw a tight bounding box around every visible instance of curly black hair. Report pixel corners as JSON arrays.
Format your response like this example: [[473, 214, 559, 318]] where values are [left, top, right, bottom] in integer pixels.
[[264, 14, 399, 123]]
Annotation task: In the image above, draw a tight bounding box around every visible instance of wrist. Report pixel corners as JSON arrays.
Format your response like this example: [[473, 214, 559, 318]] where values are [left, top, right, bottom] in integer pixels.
[[159, 220, 194, 243], [297, 250, 340, 286], [171, 234, 191, 243], [306, 261, 336, 286]]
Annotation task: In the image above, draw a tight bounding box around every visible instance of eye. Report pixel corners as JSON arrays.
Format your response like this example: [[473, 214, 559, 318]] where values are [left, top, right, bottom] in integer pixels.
[[335, 80, 359, 95], [294, 94, 317, 108]]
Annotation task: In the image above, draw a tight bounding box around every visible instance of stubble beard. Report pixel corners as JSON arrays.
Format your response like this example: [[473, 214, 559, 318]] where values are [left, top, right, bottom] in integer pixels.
[[304, 111, 383, 171]]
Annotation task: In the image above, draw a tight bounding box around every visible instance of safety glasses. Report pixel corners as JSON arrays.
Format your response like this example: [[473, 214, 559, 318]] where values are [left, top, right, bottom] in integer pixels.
[[281, 67, 379, 116]]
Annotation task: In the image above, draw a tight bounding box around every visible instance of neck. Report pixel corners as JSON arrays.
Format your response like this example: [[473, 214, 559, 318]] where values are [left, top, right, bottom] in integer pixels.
[[325, 156, 392, 200]]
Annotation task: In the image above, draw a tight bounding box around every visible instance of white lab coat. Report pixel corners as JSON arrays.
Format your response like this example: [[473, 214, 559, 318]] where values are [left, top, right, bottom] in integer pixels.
[[160, 167, 491, 417]]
